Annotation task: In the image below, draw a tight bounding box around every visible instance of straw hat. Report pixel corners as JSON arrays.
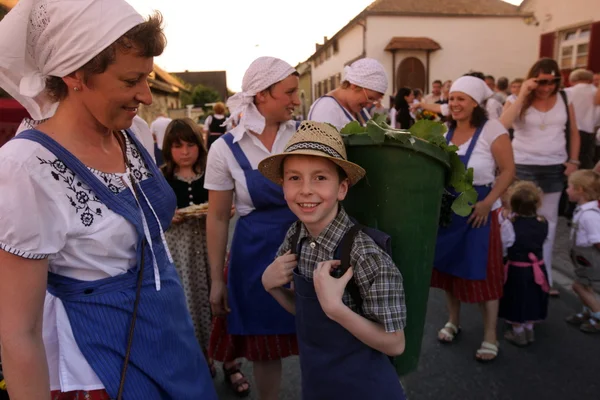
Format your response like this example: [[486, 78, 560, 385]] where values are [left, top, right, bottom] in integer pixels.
[[258, 121, 366, 186]]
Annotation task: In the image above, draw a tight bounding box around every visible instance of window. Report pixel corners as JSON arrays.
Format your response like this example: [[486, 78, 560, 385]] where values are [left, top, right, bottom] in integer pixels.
[[559, 26, 591, 69], [330, 76, 336, 90], [333, 40, 339, 54], [323, 79, 329, 94]]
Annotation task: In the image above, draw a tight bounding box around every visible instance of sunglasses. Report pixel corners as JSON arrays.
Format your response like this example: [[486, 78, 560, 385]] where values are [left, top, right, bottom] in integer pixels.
[[535, 78, 561, 86]]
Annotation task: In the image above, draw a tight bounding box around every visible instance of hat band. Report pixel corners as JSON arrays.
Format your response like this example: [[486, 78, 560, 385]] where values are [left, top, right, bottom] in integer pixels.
[[285, 141, 345, 160]]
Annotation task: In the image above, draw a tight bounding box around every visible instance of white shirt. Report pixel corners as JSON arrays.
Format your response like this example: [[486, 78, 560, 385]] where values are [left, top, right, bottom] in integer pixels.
[[130, 115, 155, 161], [388, 108, 397, 128], [512, 92, 571, 165], [486, 97, 504, 120], [150, 116, 172, 150], [506, 94, 518, 104], [308, 96, 367, 131], [446, 118, 507, 186], [0, 133, 152, 392], [565, 83, 599, 133], [204, 121, 297, 216], [571, 201, 600, 247], [204, 114, 232, 133]]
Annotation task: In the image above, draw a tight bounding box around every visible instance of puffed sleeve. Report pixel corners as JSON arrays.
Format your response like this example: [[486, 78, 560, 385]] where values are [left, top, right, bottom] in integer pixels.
[[500, 218, 516, 255], [0, 156, 69, 259], [204, 138, 235, 191]]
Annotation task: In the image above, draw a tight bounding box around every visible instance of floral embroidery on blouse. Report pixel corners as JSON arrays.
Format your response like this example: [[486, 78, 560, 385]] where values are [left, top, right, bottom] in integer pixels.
[[36, 133, 152, 227]]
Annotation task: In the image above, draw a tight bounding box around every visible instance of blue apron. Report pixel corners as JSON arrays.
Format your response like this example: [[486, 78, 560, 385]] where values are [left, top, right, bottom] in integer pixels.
[[433, 122, 492, 280], [293, 267, 405, 400], [308, 95, 371, 125], [222, 132, 297, 335], [14, 130, 216, 400]]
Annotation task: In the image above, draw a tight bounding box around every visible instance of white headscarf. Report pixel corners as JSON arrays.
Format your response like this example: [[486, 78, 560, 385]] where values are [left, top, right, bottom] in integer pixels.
[[449, 76, 494, 106], [225, 56, 296, 135], [0, 0, 144, 120], [343, 58, 388, 95]]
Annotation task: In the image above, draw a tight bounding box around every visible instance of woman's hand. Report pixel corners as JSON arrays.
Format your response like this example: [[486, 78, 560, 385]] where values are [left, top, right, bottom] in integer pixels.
[[410, 102, 422, 112], [210, 280, 230, 316], [313, 260, 352, 318], [467, 200, 492, 228], [518, 78, 538, 99], [563, 162, 579, 177], [262, 250, 297, 292]]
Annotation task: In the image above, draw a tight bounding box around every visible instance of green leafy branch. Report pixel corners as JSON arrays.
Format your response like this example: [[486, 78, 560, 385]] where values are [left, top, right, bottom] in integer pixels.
[[340, 116, 477, 216]]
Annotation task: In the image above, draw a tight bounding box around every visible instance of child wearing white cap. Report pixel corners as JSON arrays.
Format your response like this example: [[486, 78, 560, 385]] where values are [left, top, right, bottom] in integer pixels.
[[308, 58, 388, 130]]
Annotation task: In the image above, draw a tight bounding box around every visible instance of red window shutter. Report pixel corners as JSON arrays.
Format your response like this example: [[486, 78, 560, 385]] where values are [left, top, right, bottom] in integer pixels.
[[539, 32, 555, 58], [587, 21, 600, 73]]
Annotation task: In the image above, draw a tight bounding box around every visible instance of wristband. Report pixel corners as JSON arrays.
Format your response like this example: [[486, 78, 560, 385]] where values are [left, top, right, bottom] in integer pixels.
[[568, 159, 581, 166]]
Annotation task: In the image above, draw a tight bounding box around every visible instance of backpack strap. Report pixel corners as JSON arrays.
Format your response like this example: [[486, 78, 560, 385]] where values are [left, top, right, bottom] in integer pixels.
[[333, 224, 365, 311], [289, 220, 303, 255]]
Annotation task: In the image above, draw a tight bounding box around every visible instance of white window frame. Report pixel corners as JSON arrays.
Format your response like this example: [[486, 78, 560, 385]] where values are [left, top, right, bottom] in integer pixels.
[[559, 26, 591, 69]]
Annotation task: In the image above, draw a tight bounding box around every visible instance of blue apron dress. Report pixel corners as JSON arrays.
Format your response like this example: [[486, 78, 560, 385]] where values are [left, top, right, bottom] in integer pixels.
[[222, 133, 297, 335], [434, 122, 492, 280], [15, 130, 216, 400], [308, 95, 371, 125], [292, 245, 405, 399]]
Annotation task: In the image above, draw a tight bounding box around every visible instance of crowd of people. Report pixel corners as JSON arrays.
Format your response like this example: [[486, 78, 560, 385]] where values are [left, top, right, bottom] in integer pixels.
[[0, 1, 599, 400]]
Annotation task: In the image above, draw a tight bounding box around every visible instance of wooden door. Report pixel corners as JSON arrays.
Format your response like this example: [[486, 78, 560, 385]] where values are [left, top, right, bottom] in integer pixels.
[[397, 57, 425, 92]]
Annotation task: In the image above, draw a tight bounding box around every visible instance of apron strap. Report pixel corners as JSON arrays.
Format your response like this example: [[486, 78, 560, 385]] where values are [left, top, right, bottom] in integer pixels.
[[445, 120, 487, 167], [222, 132, 253, 171], [333, 224, 364, 311]]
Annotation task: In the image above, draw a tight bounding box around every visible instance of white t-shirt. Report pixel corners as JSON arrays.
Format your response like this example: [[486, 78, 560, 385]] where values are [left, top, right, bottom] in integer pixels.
[[308, 96, 368, 131], [486, 97, 504, 120], [130, 115, 155, 161], [446, 118, 507, 186], [506, 94, 518, 104], [150, 116, 172, 150], [0, 133, 152, 392], [565, 83, 599, 133], [204, 121, 297, 216], [512, 92, 571, 165], [571, 201, 600, 247]]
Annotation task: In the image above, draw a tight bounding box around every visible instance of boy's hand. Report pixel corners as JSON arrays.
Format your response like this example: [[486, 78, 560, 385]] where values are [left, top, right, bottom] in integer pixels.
[[314, 260, 353, 318], [262, 250, 297, 292]]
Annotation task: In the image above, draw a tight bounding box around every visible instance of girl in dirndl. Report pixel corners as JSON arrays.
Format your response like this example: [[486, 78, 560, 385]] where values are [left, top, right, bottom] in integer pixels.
[[499, 181, 550, 346], [432, 75, 515, 363]]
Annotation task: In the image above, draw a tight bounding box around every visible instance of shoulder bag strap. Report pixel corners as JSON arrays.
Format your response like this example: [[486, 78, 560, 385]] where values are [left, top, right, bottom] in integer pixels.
[[559, 90, 570, 153], [334, 224, 364, 310]]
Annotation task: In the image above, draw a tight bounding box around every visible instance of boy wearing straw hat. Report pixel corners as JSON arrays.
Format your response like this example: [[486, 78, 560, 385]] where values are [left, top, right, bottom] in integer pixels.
[[258, 121, 406, 399]]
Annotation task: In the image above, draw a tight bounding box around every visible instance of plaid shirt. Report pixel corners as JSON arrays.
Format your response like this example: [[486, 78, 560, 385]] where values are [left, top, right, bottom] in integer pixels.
[[277, 208, 406, 333]]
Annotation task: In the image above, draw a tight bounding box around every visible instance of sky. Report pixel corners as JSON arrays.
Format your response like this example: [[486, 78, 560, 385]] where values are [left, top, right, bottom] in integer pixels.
[[126, 0, 523, 92]]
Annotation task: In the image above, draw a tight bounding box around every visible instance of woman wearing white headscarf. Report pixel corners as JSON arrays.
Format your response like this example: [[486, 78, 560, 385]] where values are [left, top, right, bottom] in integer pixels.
[[431, 76, 515, 363], [205, 56, 301, 400], [0, 1, 217, 399], [308, 58, 388, 130]]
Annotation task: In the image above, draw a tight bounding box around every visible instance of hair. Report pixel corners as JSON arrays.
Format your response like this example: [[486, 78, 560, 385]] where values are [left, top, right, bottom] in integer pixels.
[[465, 71, 486, 81], [413, 88, 423, 98], [510, 181, 543, 217], [213, 102, 226, 114], [160, 118, 207, 179], [520, 58, 561, 119], [485, 75, 495, 82], [568, 170, 600, 202], [432, 80, 442, 86], [511, 78, 524, 85], [280, 155, 348, 183], [497, 77, 509, 91], [569, 68, 594, 84], [394, 87, 412, 110], [45, 13, 166, 102]]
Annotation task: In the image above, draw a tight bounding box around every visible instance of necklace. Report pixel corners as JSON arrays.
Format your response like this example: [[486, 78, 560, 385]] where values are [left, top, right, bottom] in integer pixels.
[[538, 108, 549, 131]]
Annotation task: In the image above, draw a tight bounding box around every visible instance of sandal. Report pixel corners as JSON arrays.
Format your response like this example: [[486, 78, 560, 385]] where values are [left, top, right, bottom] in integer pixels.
[[580, 318, 600, 334], [223, 362, 251, 398], [504, 330, 529, 347], [475, 341, 499, 363], [565, 312, 590, 326], [438, 322, 461, 344]]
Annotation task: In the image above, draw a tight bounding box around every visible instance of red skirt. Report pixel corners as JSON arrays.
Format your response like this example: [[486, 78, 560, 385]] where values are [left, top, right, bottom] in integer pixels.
[[51, 390, 110, 400], [208, 263, 298, 362], [431, 209, 504, 303]]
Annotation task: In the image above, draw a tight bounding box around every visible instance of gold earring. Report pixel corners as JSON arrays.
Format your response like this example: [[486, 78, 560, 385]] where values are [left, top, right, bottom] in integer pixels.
[[73, 87, 80, 92]]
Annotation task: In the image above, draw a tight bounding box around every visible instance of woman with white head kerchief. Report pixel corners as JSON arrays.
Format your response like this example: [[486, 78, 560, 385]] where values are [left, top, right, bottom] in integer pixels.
[[431, 75, 515, 363], [205, 56, 300, 400], [307, 58, 388, 130], [0, 1, 217, 399]]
